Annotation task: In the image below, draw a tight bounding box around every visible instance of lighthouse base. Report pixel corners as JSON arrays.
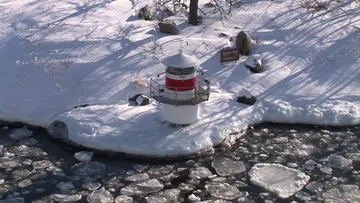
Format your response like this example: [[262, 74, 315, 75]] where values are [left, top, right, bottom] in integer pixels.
[[162, 104, 199, 125]]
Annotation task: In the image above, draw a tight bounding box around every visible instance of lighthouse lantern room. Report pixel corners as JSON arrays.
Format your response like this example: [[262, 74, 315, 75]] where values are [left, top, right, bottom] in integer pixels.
[[150, 50, 210, 125]]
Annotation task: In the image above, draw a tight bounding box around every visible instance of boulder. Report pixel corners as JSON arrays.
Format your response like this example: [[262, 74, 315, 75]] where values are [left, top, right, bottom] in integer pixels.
[[138, 5, 152, 20], [236, 88, 256, 105], [235, 31, 253, 55], [129, 94, 150, 106], [158, 20, 179, 35], [245, 54, 263, 73]]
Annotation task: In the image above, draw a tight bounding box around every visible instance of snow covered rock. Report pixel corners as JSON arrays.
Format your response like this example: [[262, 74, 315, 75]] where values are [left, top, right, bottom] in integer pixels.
[[138, 5, 152, 20], [120, 179, 164, 195], [237, 88, 256, 105], [87, 187, 113, 203], [128, 94, 150, 106], [205, 183, 241, 200], [74, 151, 93, 162], [9, 128, 33, 140], [211, 157, 246, 176], [158, 20, 179, 35], [249, 163, 310, 199], [244, 54, 263, 73], [235, 31, 253, 55], [71, 162, 106, 177]]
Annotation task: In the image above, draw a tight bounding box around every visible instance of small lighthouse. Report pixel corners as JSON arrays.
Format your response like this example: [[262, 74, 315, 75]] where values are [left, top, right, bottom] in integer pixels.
[[150, 50, 210, 125]]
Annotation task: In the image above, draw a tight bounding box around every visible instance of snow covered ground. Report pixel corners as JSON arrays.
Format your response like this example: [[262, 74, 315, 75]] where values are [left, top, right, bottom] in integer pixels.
[[0, 0, 359, 157]]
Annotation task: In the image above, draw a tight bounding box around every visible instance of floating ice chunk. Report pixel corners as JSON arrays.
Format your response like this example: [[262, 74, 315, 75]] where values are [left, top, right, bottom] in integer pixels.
[[125, 173, 149, 182], [145, 189, 180, 203], [345, 152, 360, 161], [74, 151, 94, 162], [52, 194, 82, 202], [115, 196, 133, 203], [120, 179, 164, 195], [18, 138, 38, 146], [189, 167, 212, 179], [205, 183, 241, 200], [9, 128, 33, 140], [82, 181, 101, 191], [56, 182, 75, 192], [0, 198, 25, 203], [188, 194, 201, 202], [249, 163, 310, 199], [87, 187, 113, 203], [18, 179, 32, 188], [132, 164, 148, 172], [71, 162, 106, 176], [237, 88, 254, 98], [322, 155, 353, 169], [306, 181, 323, 193], [32, 160, 54, 170], [211, 157, 246, 176]]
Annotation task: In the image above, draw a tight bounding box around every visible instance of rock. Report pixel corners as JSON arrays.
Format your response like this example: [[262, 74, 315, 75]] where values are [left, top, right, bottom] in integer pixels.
[[189, 167, 212, 179], [71, 162, 106, 177], [128, 94, 150, 106], [211, 157, 246, 176], [115, 196, 133, 203], [120, 179, 163, 195], [32, 160, 54, 170], [158, 20, 179, 35], [237, 88, 256, 105], [52, 194, 82, 202], [244, 54, 263, 73], [138, 5, 152, 20], [235, 31, 253, 55], [205, 183, 241, 200], [249, 163, 310, 199], [164, 7, 174, 16], [87, 187, 113, 203], [74, 151, 93, 162]]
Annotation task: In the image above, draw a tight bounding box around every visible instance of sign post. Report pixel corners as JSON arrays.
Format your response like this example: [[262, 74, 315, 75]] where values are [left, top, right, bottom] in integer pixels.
[[220, 48, 240, 64]]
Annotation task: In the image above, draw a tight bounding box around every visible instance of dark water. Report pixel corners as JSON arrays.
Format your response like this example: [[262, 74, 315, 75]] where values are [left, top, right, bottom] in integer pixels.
[[0, 121, 359, 203]]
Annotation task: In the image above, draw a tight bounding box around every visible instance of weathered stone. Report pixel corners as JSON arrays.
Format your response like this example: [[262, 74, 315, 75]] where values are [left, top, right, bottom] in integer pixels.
[[235, 31, 253, 55], [158, 20, 179, 35], [138, 5, 152, 20]]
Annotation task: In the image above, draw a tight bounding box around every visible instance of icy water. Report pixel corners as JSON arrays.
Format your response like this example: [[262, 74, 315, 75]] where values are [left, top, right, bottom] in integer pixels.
[[0, 122, 359, 203]]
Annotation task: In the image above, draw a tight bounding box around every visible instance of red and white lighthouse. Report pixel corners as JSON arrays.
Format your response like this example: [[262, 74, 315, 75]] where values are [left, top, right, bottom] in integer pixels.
[[150, 50, 210, 125]]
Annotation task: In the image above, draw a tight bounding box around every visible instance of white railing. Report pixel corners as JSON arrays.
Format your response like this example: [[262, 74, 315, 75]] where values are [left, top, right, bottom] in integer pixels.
[[150, 78, 210, 106]]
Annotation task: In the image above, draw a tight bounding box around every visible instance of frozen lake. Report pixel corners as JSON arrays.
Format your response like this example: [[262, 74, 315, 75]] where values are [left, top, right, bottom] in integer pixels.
[[0, 122, 359, 203]]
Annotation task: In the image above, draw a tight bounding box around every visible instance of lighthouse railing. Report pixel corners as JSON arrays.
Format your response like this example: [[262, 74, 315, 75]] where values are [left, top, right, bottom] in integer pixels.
[[150, 78, 210, 105]]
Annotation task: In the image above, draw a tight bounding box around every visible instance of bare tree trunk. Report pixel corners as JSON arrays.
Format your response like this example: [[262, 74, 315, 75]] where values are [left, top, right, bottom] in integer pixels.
[[189, 0, 198, 25]]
